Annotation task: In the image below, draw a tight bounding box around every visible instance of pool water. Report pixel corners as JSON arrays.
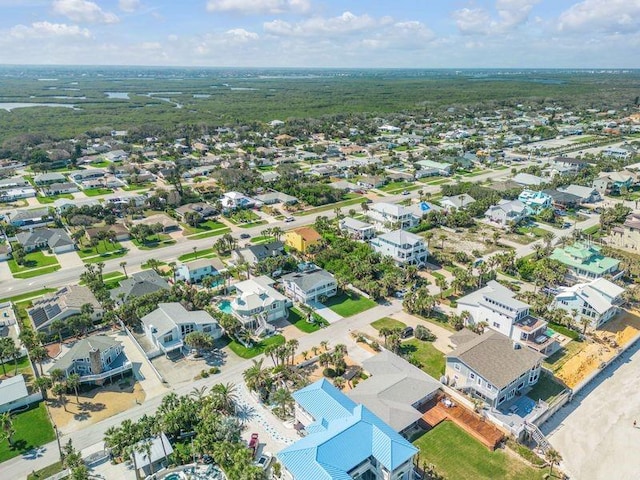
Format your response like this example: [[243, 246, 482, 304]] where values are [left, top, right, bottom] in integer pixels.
[[165, 474, 181, 480], [218, 300, 233, 314]]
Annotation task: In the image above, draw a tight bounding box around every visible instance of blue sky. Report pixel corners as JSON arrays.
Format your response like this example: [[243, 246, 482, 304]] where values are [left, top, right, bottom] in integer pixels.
[[0, 0, 638, 67]]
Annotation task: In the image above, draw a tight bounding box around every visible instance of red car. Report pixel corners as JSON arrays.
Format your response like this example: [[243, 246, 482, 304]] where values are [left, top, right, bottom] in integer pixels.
[[248, 433, 259, 454]]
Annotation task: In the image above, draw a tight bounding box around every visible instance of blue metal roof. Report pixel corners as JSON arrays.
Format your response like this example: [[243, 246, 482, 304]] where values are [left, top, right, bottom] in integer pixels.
[[279, 380, 418, 479]]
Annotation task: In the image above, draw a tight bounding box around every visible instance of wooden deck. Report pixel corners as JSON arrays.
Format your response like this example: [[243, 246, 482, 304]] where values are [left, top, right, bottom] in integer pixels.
[[421, 399, 504, 450]]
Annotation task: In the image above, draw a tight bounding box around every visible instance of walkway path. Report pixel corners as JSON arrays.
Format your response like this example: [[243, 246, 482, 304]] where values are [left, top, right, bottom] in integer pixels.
[[308, 300, 343, 324]]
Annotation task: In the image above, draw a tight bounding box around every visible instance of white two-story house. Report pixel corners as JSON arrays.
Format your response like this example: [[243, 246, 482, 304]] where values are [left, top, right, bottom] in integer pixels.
[[456, 280, 557, 356], [553, 277, 625, 329], [230, 276, 291, 334], [366, 202, 420, 232], [484, 199, 527, 229], [281, 268, 338, 304], [371, 230, 428, 266], [141, 303, 222, 356]]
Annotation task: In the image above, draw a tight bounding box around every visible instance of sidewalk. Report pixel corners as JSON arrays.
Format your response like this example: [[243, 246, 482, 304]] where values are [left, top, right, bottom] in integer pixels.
[[117, 330, 167, 400]]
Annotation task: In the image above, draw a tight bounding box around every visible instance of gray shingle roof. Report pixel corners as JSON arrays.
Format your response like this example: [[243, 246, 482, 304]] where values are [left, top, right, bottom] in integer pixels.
[[54, 335, 121, 372], [16, 228, 74, 250], [110, 270, 169, 302], [281, 268, 335, 293], [447, 330, 543, 389], [140, 303, 218, 336]]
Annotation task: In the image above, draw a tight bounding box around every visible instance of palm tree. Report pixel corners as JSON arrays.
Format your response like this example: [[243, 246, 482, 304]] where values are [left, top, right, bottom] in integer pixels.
[[271, 388, 294, 418], [52, 383, 68, 412], [320, 340, 329, 352], [438, 233, 447, 250], [50, 319, 66, 344], [33, 375, 52, 401], [0, 412, 15, 446], [190, 386, 208, 401], [30, 344, 49, 376], [119, 261, 128, 278], [149, 417, 169, 469], [243, 359, 269, 397], [545, 448, 562, 478], [286, 339, 299, 365], [139, 438, 155, 476], [66, 373, 81, 403], [211, 382, 238, 414], [435, 276, 448, 299], [333, 377, 346, 390]]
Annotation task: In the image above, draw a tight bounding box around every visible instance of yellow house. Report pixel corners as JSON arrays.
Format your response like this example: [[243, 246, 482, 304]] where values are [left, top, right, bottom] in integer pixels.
[[284, 226, 322, 253]]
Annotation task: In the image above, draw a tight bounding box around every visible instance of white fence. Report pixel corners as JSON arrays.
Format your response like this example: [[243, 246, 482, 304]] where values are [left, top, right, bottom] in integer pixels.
[[0, 391, 43, 414]]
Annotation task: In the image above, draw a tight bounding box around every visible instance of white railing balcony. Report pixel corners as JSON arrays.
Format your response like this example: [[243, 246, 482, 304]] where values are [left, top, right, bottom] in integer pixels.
[[78, 361, 133, 383]]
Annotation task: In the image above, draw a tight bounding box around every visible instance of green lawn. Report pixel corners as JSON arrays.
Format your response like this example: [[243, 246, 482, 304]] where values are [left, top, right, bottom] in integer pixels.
[[36, 193, 74, 204], [527, 371, 566, 404], [178, 247, 216, 262], [28, 461, 64, 480], [12, 265, 61, 279], [548, 322, 580, 341], [380, 181, 413, 192], [371, 317, 407, 331], [0, 288, 55, 304], [413, 422, 544, 480], [288, 308, 327, 333], [399, 339, 445, 379], [132, 234, 176, 250], [186, 227, 232, 240], [181, 219, 228, 236], [543, 341, 585, 374], [298, 196, 365, 216], [251, 235, 275, 244], [123, 184, 152, 191], [227, 334, 286, 359], [515, 226, 547, 237], [324, 291, 377, 317], [238, 220, 268, 229], [583, 225, 600, 235], [0, 403, 55, 463], [225, 210, 262, 225], [77, 240, 125, 258], [8, 250, 59, 273], [83, 187, 113, 196], [0, 355, 33, 379]]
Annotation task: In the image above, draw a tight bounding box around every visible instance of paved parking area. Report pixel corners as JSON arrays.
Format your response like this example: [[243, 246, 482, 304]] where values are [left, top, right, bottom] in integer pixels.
[[544, 341, 640, 480]]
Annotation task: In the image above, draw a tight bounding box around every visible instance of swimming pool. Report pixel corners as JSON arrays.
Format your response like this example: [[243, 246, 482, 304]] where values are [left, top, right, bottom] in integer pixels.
[[218, 300, 233, 314], [164, 474, 181, 480]]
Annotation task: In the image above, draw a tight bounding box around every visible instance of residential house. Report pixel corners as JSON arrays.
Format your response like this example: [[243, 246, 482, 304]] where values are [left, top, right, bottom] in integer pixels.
[[552, 157, 590, 173], [484, 199, 527, 229], [278, 379, 417, 480], [28, 285, 103, 331], [609, 212, 640, 253], [68, 169, 105, 185], [52, 335, 131, 385], [517, 190, 552, 215], [553, 278, 625, 329], [281, 267, 337, 304], [15, 228, 75, 254], [602, 146, 632, 160], [174, 202, 217, 222], [42, 182, 78, 196], [132, 434, 174, 478], [260, 171, 281, 183], [512, 173, 545, 187], [593, 171, 634, 195], [445, 329, 543, 408], [34, 172, 66, 186], [141, 303, 222, 355], [440, 194, 476, 212], [456, 280, 558, 356], [0, 187, 36, 202], [284, 226, 322, 253], [232, 241, 284, 266], [9, 207, 51, 228], [175, 257, 227, 284], [0, 176, 29, 190], [339, 217, 375, 240], [543, 189, 581, 209], [414, 159, 452, 177], [110, 270, 170, 305], [133, 213, 180, 233], [254, 191, 298, 205], [229, 276, 291, 333], [348, 351, 441, 434], [220, 191, 257, 210], [557, 185, 601, 204], [550, 242, 621, 282], [366, 202, 420, 231], [0, 375, 33, 414], [85, 223, 130, 243], [371, 230, 428, 266], [357, 175, 386, 189]]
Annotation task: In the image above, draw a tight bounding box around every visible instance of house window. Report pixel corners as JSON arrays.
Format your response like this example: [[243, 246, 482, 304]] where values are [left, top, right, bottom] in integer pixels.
[[454, 363, 460, 371], [164, 334, 173, 343], [477, 377, 482, 386], [493, 322, 500, 328], [470, 373, 475, 380]]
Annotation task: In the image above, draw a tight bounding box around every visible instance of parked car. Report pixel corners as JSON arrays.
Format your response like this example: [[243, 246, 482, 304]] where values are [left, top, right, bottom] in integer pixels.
[[285, 216, 295, 222], [248, 433, 259, 455], [402, 190, 410, 195], [240, 233, 251, 239], [562, 222, 572, 229], [401, 326, 414, 339]]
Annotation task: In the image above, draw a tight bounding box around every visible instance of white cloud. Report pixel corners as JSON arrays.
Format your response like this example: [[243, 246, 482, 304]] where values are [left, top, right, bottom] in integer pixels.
[[118, 0, 140, 13], [225, 28, 259, 42], [558, 0, 640, 33], [9, 21, 90, 38], [52, 0, 119, 24], [453, 0, 539, 35], [264, 11, 380, 37], [206, 0, 310, 15]]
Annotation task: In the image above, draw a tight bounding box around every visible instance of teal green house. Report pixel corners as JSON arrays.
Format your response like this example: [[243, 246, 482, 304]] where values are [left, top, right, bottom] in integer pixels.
[[550, 242, 621, 282]]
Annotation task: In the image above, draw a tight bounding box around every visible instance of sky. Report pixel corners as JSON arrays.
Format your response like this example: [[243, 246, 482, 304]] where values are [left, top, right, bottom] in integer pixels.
[[0, 0, 638, 68]]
